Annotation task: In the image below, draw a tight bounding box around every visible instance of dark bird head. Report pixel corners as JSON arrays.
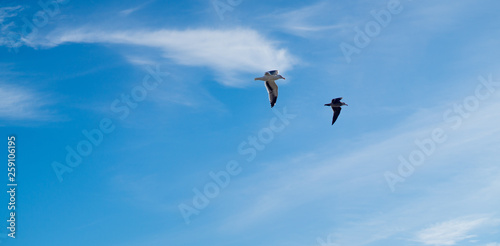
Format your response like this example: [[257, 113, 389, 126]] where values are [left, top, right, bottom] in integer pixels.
[[278, 75, 285, 80], [341, 102, 348, 106]]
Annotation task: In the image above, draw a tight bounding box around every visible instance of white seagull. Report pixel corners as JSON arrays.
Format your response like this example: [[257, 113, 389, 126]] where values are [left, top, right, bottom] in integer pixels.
[[254, 70, 285, 108]]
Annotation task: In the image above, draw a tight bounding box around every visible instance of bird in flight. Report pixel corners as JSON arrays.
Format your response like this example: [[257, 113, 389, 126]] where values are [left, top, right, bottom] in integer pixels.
[[325, 97, 348, 125], [254, 70, 285, 108]]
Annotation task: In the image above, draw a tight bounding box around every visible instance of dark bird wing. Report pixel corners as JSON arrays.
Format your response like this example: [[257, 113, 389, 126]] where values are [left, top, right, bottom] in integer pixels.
[[331, 107, 342, 125], [265, 70, 279, 76], [332, 97, 343, 104], [265, 80, 278, 108]]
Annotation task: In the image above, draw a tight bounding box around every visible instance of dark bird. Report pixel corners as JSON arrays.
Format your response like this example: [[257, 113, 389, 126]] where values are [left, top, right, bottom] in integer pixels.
[[254, 70, 285, 108], [325, 97, 348, 125]]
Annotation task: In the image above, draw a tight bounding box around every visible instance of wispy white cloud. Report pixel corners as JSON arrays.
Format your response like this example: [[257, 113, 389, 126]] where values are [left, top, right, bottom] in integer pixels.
[[485, 243, 500, 246], [415, 216, 488, 246], [119, 1, 154, 16], [404, 1, 471, 33], [261, 1, 349, 38], [124, 56, 157, 66], [0, 82, 55, 121], [32, 28, 297, 87], [0, 5, 23, 47], [261, 0, 468, 40], [0, 5, 22, 24]]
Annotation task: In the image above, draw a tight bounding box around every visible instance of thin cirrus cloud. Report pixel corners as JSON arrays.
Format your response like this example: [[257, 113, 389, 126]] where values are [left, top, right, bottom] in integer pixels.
[[0, 5, 23, 47], [261, 1, 349, 38], [0, 5, 23, 26], [265, 0, 472, 42], [34, 28, 297, 87], [0, 83, 53, 121], [119, 0, 154, 16], [414, 216, 489, 246]]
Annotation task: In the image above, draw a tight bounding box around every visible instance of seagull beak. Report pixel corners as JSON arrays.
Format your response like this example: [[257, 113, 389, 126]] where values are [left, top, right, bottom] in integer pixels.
[[283, 77, 286, 80]]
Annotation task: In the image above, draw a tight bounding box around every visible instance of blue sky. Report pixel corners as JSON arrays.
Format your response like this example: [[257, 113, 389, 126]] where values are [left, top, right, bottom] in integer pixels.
[[1, 0, 500, 245]]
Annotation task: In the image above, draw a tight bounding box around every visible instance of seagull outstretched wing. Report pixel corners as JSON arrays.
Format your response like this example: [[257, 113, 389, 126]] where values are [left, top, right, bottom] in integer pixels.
[[265, 80, 278, 108], [332, 97, 343, 104], [331, 107, 342, 125], [265, 70, 279, 76]]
